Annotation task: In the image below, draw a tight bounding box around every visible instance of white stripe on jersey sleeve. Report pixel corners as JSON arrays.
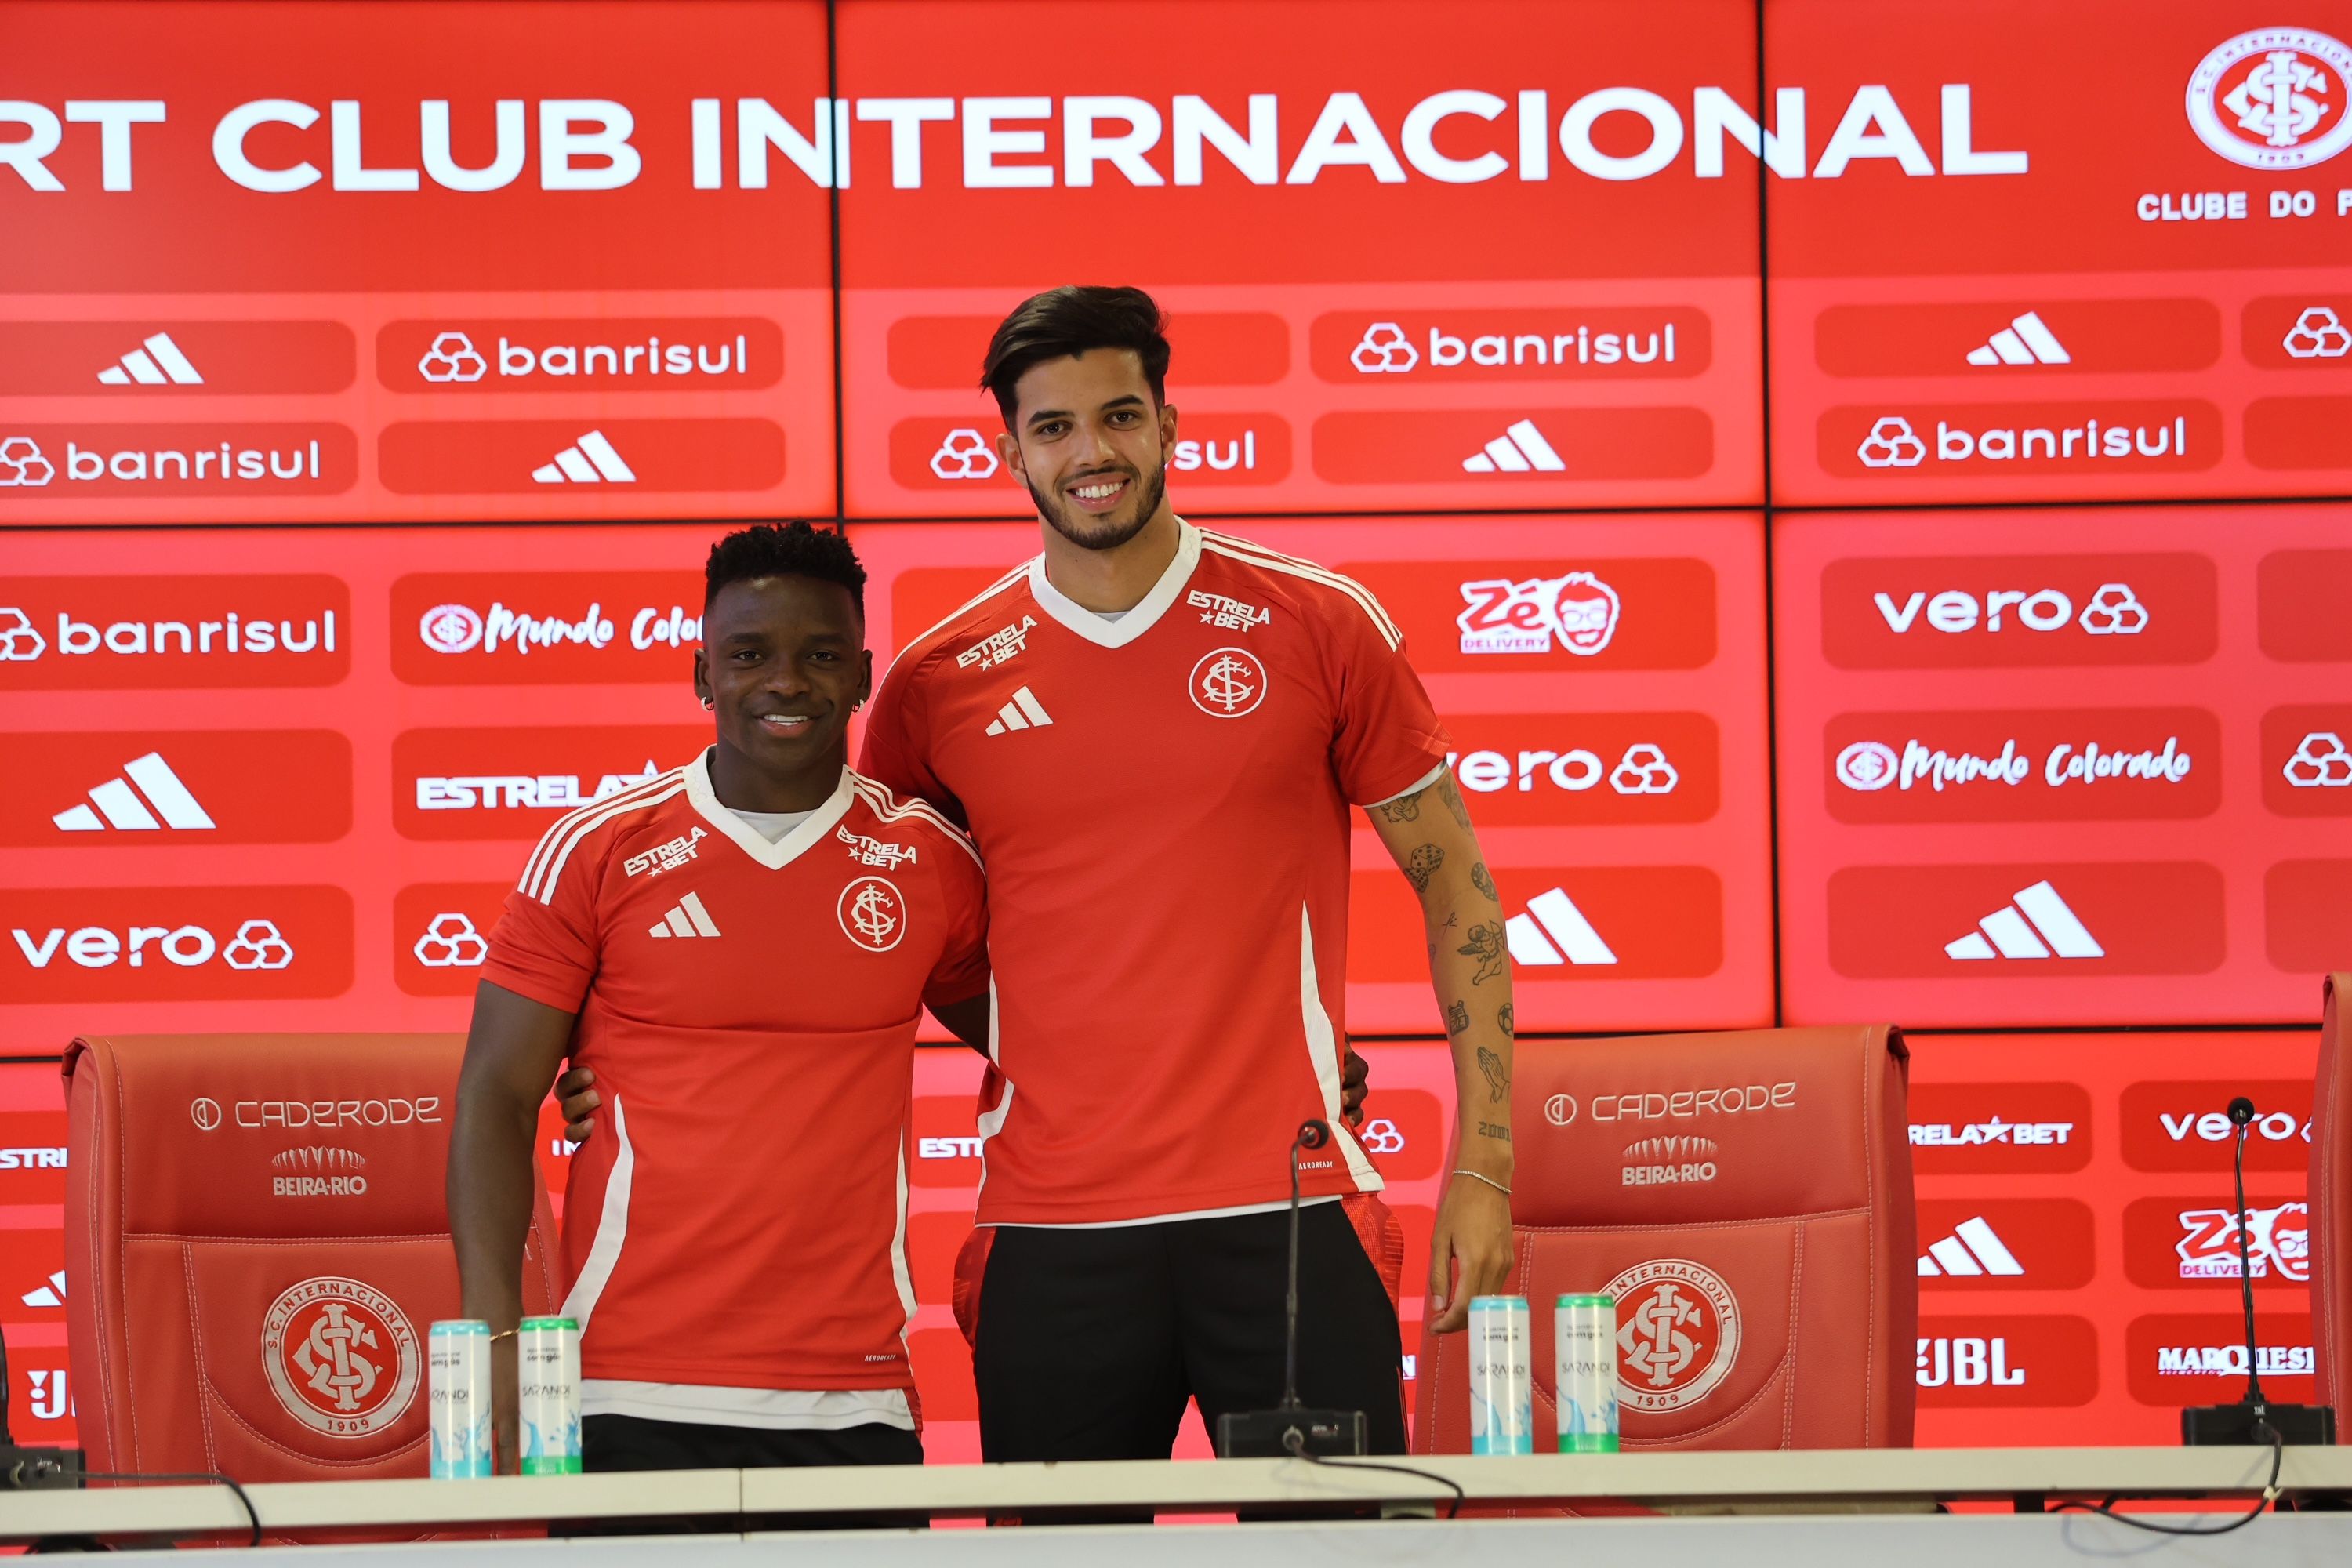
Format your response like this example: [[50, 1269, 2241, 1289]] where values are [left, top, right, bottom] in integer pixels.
[[523, 776, 686, 903], [518, 768, 681, 898], [850, 775, 983, 868], [873, 560, 1035, 693], [1197, 531, 1402, 649]]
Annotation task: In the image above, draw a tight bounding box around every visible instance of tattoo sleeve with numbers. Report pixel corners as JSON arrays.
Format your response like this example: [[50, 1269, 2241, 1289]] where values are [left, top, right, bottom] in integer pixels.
[[1477, 1120, 1512, 1144]]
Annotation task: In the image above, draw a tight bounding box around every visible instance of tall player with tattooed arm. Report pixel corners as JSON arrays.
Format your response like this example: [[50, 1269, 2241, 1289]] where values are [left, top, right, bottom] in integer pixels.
[[447, 524, 990, 1494], [855, 286, 1515, 1461]]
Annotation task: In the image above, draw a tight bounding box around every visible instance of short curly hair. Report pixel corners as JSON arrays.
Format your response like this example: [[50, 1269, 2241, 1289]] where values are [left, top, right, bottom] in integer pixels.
[[703, 521, 866, 615]]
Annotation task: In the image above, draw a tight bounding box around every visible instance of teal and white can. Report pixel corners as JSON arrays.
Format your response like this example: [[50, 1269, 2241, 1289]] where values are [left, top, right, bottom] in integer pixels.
[[1468, 1294, 1533, 1455], [1555, 1294, 1620, 1453], [428, 1319, 492, 1478], [517, 1316, 582, 1475]]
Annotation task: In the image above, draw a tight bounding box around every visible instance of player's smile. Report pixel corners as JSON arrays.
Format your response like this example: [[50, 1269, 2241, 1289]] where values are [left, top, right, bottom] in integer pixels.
[[1065, 469, 1133, 514]]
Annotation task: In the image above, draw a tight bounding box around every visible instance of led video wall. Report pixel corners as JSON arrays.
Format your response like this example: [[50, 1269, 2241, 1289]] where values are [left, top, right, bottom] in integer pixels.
[[4, 0, 2350, 1457]]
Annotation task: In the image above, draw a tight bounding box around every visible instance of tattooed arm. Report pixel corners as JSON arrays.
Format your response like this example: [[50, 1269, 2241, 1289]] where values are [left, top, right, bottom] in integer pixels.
[[1367, 768, 1515, 1332]]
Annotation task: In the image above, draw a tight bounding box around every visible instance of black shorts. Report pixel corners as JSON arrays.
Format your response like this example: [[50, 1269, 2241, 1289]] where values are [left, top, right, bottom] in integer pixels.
[[568, 1412, 922, 1533], [972, 1200, 1408, 1462]]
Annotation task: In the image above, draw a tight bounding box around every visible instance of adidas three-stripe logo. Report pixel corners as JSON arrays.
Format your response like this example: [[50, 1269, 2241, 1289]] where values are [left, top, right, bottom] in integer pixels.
[[1918, 1216, 2024, 1277], [984, 686, 1054, 735], [1944, 880, 2103, 961], [647, 891, 721, 938], [1504, 887, 1617, 966], [53, 753, 216, 832], [1964, 310, 2070, 367], [96, 332, 204, 386]]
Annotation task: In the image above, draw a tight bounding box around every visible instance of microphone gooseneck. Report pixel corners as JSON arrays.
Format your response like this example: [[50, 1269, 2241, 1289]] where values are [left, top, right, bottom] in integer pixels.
[[2229, 1102, 2266, 1410], [1281, 1120, 1330, 1410]]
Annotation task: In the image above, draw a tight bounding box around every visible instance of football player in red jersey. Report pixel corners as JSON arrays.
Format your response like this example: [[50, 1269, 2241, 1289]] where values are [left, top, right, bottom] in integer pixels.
[[858, 287, 1514, 1461], [449, 522, 991, 1492]]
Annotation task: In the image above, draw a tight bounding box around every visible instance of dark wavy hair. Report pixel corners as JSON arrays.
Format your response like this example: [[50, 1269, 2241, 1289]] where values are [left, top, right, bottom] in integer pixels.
[[981, 285, 1171, 423]]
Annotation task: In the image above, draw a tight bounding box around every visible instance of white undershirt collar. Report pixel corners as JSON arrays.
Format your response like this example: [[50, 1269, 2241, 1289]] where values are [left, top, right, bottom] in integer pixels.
[[684, 749, 856, 871], [1027, 518, 1201, 649]]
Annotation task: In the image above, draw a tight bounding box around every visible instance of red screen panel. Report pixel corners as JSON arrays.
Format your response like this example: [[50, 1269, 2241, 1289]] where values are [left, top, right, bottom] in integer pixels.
[[1775, 503, 2352, 1027], [0, 1, 837, 524], [1766, 1, 2352, 505], [1907, 1029, 2321, 1449], [851, 513, 1773, 1033], [834, 0, 1765, 517], [0, 524, 731, 1055]]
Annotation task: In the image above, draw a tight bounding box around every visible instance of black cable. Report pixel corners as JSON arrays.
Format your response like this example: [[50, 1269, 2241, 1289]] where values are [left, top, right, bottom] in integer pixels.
[[2049, 1426, 2284, 1537], [82, 1469, 263, 1548], [1279, 1432, 1468, 1520]]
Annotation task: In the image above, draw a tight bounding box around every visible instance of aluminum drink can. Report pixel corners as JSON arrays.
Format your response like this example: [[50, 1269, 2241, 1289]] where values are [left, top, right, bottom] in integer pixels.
[[1468, 1294, 1533, 1455], [428, 1319, 492, 1478], [517, 1316, 582, 1475], [1555, 1294, 1620, 1453]]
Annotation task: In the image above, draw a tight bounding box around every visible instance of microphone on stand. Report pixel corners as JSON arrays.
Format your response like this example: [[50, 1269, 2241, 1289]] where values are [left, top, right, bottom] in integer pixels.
[[1214, 1119, 1369, 1458], [2181, 1096, 2334, 1445]]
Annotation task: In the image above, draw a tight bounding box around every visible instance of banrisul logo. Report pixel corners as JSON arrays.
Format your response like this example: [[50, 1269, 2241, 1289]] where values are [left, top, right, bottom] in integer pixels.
[[2187, 30, 2352, 170]]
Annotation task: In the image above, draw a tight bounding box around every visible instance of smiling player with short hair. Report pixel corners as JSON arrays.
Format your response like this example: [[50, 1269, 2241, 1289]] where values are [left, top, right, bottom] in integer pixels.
[[858, 285, 1518, 1461], [448, 521, 987, 1489]]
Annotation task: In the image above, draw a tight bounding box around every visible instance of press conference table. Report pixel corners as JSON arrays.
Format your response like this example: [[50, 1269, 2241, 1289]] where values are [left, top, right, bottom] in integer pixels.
[[9, 1447, 2352, 1563]]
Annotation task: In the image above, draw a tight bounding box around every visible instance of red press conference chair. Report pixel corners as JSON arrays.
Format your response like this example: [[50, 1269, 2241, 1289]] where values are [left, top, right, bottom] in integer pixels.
[[1416, 1027, 1917, 1454], [2314, 975, 2350, 1431], [63, 1033, 561, 1482]]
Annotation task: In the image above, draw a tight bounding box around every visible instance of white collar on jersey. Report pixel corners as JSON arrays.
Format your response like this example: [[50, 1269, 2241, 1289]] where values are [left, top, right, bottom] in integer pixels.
[[1026, 517, 1203, 649], [684, 749, 858, 872]]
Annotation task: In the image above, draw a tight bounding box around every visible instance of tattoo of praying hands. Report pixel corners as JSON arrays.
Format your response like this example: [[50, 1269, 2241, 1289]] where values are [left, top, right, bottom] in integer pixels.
[[1404, 843, 1443, 893], [1477, 1046, 1509, 1104], [1457, 922, 1506, 985], [1446, 999, 1470, 1034]]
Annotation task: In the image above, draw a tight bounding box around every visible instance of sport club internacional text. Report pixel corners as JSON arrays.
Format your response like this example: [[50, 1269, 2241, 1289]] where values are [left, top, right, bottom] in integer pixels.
[[0, 85, 2029, 194]]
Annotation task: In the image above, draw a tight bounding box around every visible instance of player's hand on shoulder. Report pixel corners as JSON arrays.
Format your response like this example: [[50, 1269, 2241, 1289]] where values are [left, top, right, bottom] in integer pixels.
[[555, 1065, 600, 1142]]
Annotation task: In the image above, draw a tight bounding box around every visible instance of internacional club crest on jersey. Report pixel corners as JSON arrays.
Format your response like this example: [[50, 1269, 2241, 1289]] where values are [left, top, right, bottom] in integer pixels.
[[838, 874, 906, 952], [2187, 28, 2352, 170], [1189, 646, 1266, 718], [260, 1275, 421, 1437], [1602, 1258, 1740, 1414]]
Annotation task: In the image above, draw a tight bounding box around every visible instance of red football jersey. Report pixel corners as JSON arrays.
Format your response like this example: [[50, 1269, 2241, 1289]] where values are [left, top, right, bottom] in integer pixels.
[[861, 521, 1450, 1225], [481, 752, 987, 1390]]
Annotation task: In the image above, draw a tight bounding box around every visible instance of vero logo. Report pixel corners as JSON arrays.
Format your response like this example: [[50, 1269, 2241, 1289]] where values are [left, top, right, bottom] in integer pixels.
[[3, 731, 351, 846], [1818, 553, 2217, 670], [3, 885, 352, 1001]]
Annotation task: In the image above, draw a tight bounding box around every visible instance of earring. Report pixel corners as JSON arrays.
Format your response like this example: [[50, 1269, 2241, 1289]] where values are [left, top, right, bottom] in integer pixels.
[[700, 696, 714, 710], [853, 699, 865, 712]]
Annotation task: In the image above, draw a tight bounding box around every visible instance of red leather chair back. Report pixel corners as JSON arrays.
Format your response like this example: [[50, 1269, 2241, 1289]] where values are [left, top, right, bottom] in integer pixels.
[[63, 1033, 560, 1481], [1415, 1027, 1915, 1454], [2314, 975, 2350, 1426]]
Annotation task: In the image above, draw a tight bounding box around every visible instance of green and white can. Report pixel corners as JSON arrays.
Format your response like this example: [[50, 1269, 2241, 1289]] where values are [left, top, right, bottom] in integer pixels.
[[1555, 1294, 1620, 1453], [517, 1316, 581, 1475]]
